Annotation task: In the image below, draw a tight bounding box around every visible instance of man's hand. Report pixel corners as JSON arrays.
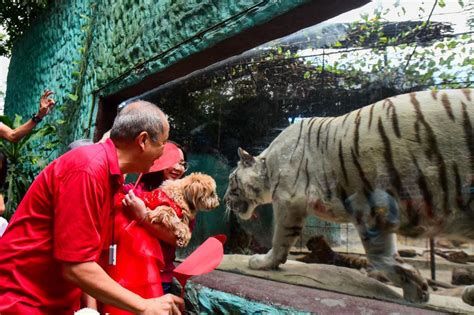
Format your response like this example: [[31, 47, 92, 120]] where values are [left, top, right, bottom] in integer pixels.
[[141, 294, 184, 315], [122, 190, 147, 220], [37, 89, 55, 118]]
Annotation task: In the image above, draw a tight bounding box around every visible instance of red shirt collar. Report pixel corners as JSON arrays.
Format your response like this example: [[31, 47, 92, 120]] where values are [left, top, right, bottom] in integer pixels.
[[102, 139, 122, 177]]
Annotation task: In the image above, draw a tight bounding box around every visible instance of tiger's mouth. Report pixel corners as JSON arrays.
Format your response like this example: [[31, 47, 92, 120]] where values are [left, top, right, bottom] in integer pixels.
[[226, 199, 252, 219]]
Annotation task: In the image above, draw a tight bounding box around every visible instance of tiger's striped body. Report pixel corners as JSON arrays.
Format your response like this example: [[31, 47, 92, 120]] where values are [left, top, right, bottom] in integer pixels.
[[224, 89, 474, 304], [277, 88, 473, 237]]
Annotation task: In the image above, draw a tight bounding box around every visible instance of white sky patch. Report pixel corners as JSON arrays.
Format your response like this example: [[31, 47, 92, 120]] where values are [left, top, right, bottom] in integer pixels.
[[0, 56, 8, 115], [326, 0, 469, 33], [0, 25, 9, 115]]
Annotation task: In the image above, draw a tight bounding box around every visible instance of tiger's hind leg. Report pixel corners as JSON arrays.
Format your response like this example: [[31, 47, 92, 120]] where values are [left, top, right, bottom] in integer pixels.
[[347, 190, 429, 303], [359, 231, 429, 303], [249, 201, 307, 270]]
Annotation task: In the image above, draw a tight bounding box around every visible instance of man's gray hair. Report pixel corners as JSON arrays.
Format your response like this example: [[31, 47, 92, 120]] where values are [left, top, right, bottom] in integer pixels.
[[110, 100, 166, 142], [67, 139, 93, 151]]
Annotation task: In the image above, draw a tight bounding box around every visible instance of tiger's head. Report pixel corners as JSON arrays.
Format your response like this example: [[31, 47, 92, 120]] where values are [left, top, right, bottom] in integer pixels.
[[224, 148, 271, 220]]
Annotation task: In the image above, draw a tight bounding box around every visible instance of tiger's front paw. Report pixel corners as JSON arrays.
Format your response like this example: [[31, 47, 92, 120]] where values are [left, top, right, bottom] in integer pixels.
[[248, 252, 280, 270], [393, 265, 429, 303]]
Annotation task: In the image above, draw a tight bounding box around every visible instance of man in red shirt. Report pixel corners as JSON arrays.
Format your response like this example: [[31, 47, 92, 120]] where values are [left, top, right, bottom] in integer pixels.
[[0, 101, 183, 314]]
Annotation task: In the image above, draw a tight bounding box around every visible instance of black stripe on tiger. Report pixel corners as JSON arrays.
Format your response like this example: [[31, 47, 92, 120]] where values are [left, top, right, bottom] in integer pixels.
[[342, 112, 350, 126], [290, 120, 305, 162], [414, 120, 421, 143], [378, 117, 403, 194], [353, 109, 362, 156], [344, 112, 354, 138], [324, 117, 336, 153], [304, 158, 310, 195], [338, 140, 349, 184], [452, 162, 465, 211], [461, 101, 473, 175], [316, 118, 329, 148], [323, 169, 332, 199], [400, 199, 422, 237], [291, 143, 306, 197], [441, 92, 455, 121], [411, 154, 434, 218], [463, 88, 472, 102], [351, 147, 373, 192], [339, 185, 351, 214], [461, 101, 474, 205], [411, 93, 450, 214], [307, 118, 317, 147], [368, 104, 376, 130], [272, 172, 282, 200], [383, 98, 401, 138]]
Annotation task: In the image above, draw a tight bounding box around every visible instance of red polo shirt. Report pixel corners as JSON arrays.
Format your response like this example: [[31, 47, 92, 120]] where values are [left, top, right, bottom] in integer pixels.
[[0, 139, 123, 314]]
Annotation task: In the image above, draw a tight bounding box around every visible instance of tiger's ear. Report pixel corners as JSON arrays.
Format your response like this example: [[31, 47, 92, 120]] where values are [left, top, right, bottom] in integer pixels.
[[238, 147, 255, 167]]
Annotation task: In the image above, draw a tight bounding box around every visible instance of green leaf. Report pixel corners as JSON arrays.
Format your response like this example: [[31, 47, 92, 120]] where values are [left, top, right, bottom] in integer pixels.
[[67, 94, 79, 101], [462, 57, 474, 66], [303, 71, 311, 79], [447, 41, 457, 49], [79, 13, 90, 20], [13, 114, 23, 128], [0, 115, 13, 127], [438, 0, 446, 8]]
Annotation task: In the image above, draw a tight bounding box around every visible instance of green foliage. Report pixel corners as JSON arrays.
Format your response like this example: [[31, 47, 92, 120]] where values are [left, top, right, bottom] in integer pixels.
[[0, 115, 58, 219], [0, 0, 49, 56], [324, 0, 472, 90], [57, 8, 96, 149], [0, 9, 95, 218]]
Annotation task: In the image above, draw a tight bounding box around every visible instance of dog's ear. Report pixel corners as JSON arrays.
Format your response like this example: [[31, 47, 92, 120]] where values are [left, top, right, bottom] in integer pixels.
[[183, 176, 206, 211], [183, 173, 219, 212]]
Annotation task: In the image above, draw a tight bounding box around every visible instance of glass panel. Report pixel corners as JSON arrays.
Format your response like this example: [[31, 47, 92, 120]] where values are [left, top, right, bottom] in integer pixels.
[[119, 3, 473, 300]]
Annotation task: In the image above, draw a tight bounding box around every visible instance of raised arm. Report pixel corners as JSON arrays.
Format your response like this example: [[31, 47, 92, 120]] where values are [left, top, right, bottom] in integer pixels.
[[0, 90, 55, 142]]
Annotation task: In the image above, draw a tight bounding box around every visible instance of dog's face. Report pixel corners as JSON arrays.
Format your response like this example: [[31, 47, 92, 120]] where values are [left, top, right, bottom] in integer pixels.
[[181, 173, 220, 213]]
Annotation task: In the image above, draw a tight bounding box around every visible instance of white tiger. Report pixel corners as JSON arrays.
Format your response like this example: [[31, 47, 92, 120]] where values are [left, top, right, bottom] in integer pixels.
[[224, 89, 474, 305]]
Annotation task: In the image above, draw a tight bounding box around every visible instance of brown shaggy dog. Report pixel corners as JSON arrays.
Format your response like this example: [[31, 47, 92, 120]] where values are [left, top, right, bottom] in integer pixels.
[[145, 172, 220, 247]]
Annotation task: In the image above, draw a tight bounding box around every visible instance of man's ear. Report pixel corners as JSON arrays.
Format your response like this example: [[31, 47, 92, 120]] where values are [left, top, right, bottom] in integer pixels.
[[136, 131, 149, 151]]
